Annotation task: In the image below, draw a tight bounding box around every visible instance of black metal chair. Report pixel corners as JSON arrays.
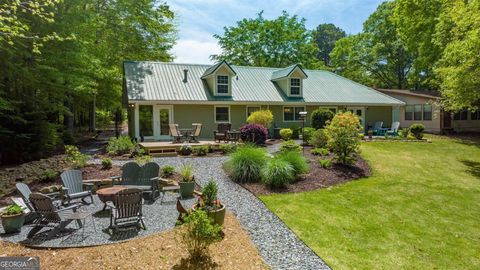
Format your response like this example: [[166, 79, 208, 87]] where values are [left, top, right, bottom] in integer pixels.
[[214, 123, 231, 142]]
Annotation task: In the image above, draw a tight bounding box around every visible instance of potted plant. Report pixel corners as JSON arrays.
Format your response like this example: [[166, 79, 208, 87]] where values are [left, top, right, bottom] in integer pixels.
[[179, 164, 195, 198], [193, 180, 226, 226], [367, 129, 373, 139], [1, 204, 25, 234], [179, 144, 192, 156]]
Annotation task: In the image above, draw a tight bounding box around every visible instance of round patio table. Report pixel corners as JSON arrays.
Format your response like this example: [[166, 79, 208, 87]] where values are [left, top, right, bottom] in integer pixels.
[[96, 186, 127, 211]]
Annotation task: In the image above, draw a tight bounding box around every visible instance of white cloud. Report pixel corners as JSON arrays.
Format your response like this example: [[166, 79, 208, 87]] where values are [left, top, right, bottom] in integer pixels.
[[172, 39, 222, 64]]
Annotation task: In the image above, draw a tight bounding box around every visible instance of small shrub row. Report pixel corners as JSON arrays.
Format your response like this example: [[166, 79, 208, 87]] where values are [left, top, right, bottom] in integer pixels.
[[219, 143, 237, 154], [106, 136, 134, 156]]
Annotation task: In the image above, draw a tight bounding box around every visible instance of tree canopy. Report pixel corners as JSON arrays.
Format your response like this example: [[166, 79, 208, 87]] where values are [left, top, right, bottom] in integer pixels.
[[0, 0, 176, 164], [313, 23, 346, 66], [212, 11, 323, 69]]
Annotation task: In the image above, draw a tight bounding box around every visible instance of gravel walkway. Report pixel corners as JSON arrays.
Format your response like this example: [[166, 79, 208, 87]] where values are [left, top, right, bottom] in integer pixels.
[[90, 155, 330, 270]]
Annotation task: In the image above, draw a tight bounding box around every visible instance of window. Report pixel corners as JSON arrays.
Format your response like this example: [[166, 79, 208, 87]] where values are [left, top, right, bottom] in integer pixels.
[[283, 106, 305, 121], [246, 106, 260, 118], [216, 75, 229, 94], [405, 105, 413, 120], [453, 109, 468, 120], [290, 78, 301, 95], [139, 105, 153, 137], [472, 110, 480, 120], [215, 106, 230, 123], [414, 104, 422, 120], [423, 104, 432, 121]]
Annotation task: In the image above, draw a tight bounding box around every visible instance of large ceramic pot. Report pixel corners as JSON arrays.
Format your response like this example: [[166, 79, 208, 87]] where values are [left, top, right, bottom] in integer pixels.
[[1, 213, 25, 234], [193, 203, 226, 226], [179, 182, 195, 198]]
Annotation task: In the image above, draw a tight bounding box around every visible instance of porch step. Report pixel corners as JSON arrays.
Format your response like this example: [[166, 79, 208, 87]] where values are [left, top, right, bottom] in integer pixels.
[[149, 147, 177, 157]]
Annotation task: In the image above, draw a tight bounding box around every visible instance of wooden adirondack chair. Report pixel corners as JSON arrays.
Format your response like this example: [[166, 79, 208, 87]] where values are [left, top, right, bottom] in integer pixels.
[[16, 183, 61, 223], [60, 170, 94, 205], [169, 124, 183, 143], [27, 193, 81, 239], [190, 123, 202, 143], [107, 188, 145, 234], [112, 162, 159, 201]]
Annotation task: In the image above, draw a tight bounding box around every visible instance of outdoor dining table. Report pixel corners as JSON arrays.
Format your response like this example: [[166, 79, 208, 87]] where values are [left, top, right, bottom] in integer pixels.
[[178, 128, 195, 142]]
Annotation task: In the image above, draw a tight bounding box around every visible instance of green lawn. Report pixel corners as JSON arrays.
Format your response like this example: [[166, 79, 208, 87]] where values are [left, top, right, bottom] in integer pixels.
[[261, 136, 480, 269]]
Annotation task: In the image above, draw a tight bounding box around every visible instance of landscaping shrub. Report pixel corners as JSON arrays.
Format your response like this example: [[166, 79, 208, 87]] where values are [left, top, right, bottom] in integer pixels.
[[279, 140, 302, 153], [246, 110, 273, 128], [239, 124, 268, 145], [101, 158, 113, 170], [325, 112, 362, 165], [290, 124, 301, 139], [409, 124, 425, 139], [311, 109, 335, 129], [192, 145, 208, 156], [303, 127, 316, 143], [106, 136, 134, 156], [279, 128, 293, 140], [201, 180, 220, 211], [399, 128, 410, 139], [65, 145, 89, 168], [179, 145, 193, 155], [219, 143, 237, 154], [276, 150, 309, 176], [161, 165, 175, 177], [206, 144, 214, 153], [227, 145, 267, 183], [39, 169, 58, 182], [311, 148, 330, 156], [182, 209, 222, 259], [318, 158, 333, 169], [261, 158, 295, 188], [135, 155, 152, 165], [309, 129, 329, 148]]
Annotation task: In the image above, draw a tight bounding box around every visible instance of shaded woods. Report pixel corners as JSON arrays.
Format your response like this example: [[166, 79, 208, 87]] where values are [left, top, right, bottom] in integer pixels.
[[0, 0, 177, 164]]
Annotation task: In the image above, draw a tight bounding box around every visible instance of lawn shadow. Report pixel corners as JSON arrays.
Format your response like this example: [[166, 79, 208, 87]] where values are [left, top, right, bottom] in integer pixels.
[[448, 133, 480, 149], [460, 159, 480, 179]]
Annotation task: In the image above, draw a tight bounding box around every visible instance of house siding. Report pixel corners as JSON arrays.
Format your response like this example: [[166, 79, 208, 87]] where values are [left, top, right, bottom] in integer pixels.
[[382, 93, 442, 133]]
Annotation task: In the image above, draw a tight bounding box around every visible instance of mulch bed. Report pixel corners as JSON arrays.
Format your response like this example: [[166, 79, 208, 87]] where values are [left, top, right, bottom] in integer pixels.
[[0, 213, 268, 270], [241, 146, 371, 196]]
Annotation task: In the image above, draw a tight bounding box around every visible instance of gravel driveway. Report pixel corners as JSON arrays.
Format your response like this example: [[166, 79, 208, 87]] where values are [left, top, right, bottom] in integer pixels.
[[97, 155, 330, 270]]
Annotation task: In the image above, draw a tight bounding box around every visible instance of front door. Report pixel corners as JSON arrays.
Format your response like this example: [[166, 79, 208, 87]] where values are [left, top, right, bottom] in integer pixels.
[[347, 107, 366, 131], [154, 105, 173, 140]]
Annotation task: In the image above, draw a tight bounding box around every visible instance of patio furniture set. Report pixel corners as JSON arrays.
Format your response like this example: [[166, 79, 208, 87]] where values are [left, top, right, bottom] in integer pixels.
[[168, 123, 241, 144], [12, 161, 183, 241], [370, 121, 400, 136]]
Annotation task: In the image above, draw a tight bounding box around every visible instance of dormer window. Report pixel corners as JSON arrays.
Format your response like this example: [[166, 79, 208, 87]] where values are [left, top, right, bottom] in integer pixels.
[[217, 75, 229, 94], [290, 78, 301, 95]]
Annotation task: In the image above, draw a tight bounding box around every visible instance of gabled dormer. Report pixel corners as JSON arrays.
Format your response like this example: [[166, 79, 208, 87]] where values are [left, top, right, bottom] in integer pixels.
[[201, 60, 236, 97], [271, 64, 308, 98]]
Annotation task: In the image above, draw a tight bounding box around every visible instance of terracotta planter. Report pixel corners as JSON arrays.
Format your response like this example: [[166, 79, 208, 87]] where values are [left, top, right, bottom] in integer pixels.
[[193, 204, 226, 226], [1, 213, 25, 234], [179, 182, 195, 198]]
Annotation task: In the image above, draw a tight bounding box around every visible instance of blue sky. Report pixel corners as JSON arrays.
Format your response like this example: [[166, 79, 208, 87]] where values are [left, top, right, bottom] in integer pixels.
[[168, 0, 384, 64]]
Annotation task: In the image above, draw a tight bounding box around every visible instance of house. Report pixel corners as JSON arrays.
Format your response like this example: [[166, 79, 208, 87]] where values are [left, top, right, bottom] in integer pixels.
[[123, 61, 405, 141], [378, 89, 480, 133]]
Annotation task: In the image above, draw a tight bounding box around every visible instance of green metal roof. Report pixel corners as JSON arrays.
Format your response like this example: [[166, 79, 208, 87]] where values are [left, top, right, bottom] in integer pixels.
[[271, 64, 307, 81], [124, 61, 404, 106]]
